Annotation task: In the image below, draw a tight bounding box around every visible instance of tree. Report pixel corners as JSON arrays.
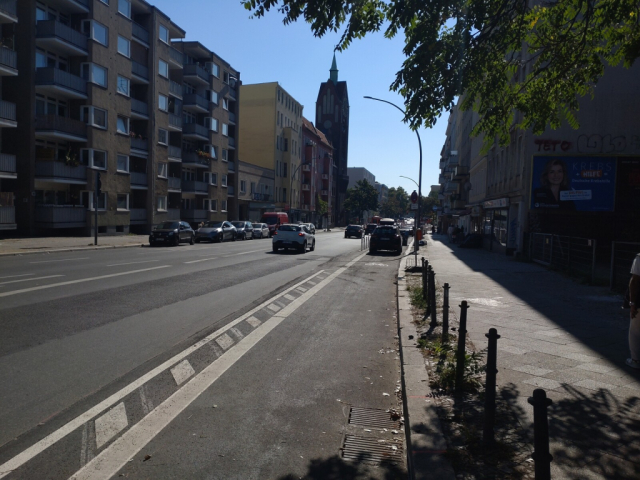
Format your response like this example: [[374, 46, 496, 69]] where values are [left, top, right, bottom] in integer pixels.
[[343, 179, 379, 223], [380, 186, 410, 218], [242, 0, 640, 145], [315, 194, 328, 226]]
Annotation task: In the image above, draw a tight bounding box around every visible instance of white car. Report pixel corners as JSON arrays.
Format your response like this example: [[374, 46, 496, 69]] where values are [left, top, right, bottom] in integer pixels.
[[272, 224, 315, 253]]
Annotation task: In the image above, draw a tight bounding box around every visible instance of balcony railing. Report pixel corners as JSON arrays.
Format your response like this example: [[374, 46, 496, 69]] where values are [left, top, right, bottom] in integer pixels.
[[169, 80, 182, 97], [227, 162, 235, 172], [228, 137, 236, 147], [132, 22, 149, 44], [132, 61, 148, 80], [35, 67, 87, 96], [168, 145, 182, 159], [0, 99, 15, 122], [183, 93, 209, 111], [35, 206, 86, 225], [322, 174, 329, 180], [131, 137, 148, 152], [168, 177, 181, 190], [131, 98, 148, 117], [0, 153, 15, 173], [227, 186, 235, 196], [169, 113, 182, 129], [129, 208, 147, 221], [183, 64, 209, 83], [35, 161, 87, 181], [182, 123, 209, 139], [228, 112, 236, 123], [182, 181, 208, 193], [302, 184, 310, 191], [36, 20, 88, 53], [0, 47, 16, 70], [302, 164, 311, 172], [0, 0, 17, 17], [0, 206, 15, 225], [130, 171, 148, 186], [35, 115, 87, 139], [169, 47, 183, 66], [321, 190, 329, 196], [228, 88, 237, 100], [181, 209, 208, 221], [167, 208, 180, 220], [182, 151, 210, 168], [252, 193, 273, 202]]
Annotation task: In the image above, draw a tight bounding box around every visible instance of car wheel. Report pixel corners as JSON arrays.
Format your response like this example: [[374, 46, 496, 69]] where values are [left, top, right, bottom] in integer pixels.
[[370, 247, 376, 253], [273, 245, 278, 253], [194, 238, 200, 244], [233, 235, 236, 242], [190, 235, 194, 245], [310, 240, 315, 252], [173, 236, 180, 247], [301, 242, 307, 253]]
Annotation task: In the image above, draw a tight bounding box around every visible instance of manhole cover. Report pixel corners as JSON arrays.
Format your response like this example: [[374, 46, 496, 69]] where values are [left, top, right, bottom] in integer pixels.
[[348, 407, 401, 429], [341, 435, 403, 464]]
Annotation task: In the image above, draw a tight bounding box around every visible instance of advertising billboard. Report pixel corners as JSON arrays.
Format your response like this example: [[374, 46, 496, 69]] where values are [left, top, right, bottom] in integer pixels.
[[530, 156, 617, 211]]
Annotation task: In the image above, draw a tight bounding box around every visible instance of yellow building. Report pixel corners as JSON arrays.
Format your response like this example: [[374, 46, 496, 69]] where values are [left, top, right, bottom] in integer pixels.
[[238, 82, 303, 219]]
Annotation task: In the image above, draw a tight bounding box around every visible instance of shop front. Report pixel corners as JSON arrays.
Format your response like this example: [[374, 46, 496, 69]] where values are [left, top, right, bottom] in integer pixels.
[[482, 198, 510, 254]]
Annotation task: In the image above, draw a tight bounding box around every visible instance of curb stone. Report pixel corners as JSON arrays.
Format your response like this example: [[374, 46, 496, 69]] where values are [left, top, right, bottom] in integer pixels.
[[397, 240, 456, 480]]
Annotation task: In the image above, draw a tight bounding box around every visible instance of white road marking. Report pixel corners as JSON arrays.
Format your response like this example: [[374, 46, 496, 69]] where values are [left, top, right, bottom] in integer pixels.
[[138, 387, 152, 416], [184, 257, 217, 264], [0, 274, 33, 280], [0, 266, 170, 298], [94, 403, 128, 449], [170, 360, 196, 386], [296, 287, 307, 293], [0, 275, 64, 286], [107, 260, 159, 267], [223, 249, 263, 257], [79, 423, 95, 468], [267, 303, 281, 312], [246, 316, 261, 328], [0, 269, 326, 478], [215, 333, 234, 351], [67, 251, 368, 480], [29, 258, 89, 264], [230, 327, 244, 340], [307, 281, 317, 285], [284, 294, 295, 301]]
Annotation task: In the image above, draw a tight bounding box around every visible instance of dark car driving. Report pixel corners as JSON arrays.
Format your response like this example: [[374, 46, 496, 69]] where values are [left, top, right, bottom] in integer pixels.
[[369, 225, 402, 254], [232, 221, 254, 240], [195, 221, 237, 243], [345, 224, 363, 238], [364, 223, 377, 235], [149, 221, 194, 246]]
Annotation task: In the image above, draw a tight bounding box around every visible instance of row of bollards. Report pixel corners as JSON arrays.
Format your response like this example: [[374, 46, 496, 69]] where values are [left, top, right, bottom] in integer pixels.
[[418, 258, 553, 479], [360, 234, 369, 251]]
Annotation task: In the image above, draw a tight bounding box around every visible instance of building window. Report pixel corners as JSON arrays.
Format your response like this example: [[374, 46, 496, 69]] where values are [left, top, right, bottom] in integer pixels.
[[158, 94, 168, 112], [81, 106, 107, 129], [117, 36, 130, 57], [206, 199, 217, 211], [284, 138, 288, 152], [81, 149, 107, 169], [81, 63, 107, 87], [209, 63, 220, 77], [117, 154, 129, 173], [117, 75, 130, 96], [89, 192, 107, 211], [211, 173, 217, 185], [82, 20, 108, 47], [283, 162, 287, 177], [222, 174, 227, 187], [283, 187, 287, 202], [158, 59, 169, 78], [240, 180, 246, 193], [222, 98, 229, 110], [209, 90, 218, 105], [221, 200, 227, 212], [222, 149, 228, 161], [222, 123, 228, 136], [205, 117, 218, 132], [117, 193, 129, 211], [158, 128, 168, 145], [158, 163, 167, 178], [118, 0, 131, 18], [157, 195, 167, 211], [223, 72, 230, 84], [117, 115, 129, 134], [159, 24, 169, 44]]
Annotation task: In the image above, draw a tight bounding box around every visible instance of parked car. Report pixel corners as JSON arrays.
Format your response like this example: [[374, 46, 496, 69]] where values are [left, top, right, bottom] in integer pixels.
[[369, 225, 402, 254], [232, 221, 254, 240], [195, 221, 236, 243], [252, 223, 270, 239], [261, 212, 289, 237], [300, 222, 316, 234], [345, 224, 363, 238], [149, 221, 194, 246], [399, 227, 412, 246], [365, 223, 378, 235], [272, 224, 315, 253]]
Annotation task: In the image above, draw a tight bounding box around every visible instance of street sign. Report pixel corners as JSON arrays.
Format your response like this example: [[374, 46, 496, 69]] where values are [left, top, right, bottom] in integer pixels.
[[410, 203, 418, 210], [410, 190, 418, 204]]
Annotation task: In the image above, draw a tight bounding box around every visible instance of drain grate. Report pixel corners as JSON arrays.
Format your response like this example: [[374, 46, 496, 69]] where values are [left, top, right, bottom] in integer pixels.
[[342, 435, 403, 464], [348, 407, 401, 429]]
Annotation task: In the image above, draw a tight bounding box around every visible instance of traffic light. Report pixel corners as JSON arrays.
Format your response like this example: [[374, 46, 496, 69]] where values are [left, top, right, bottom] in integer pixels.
[[96, 172, 102, 195]]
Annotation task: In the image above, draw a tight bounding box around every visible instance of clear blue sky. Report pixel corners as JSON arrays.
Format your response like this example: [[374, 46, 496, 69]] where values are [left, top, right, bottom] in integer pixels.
[[152, 0, 446, 196]]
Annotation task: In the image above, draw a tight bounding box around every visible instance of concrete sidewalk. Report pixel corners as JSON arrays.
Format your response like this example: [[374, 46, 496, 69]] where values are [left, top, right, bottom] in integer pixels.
[[423, 233, 640, 479]]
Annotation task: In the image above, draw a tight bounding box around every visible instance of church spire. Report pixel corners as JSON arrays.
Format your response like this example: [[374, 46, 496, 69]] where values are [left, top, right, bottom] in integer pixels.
[[330, 53, 338, 84]]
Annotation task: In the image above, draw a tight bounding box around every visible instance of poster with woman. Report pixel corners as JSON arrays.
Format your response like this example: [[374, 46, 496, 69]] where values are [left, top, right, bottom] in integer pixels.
[[530, 156, 617, 211]]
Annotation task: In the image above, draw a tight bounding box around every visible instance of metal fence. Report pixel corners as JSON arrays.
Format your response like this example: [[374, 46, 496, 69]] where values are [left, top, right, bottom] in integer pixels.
[[529, 233, 598, 283], [610, 242, 640, 291]]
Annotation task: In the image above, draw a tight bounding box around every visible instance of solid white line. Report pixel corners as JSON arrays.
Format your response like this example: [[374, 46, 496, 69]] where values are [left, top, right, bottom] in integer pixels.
[[69, 251, 368, 480], [29, 258, 89, 264], [0, 274, 33, 280], [0, 268, 327, 478], [222, 249, 263, 257], [0, 266, 171, 298], [0, 275, 64, 286], [107, 260, 160, 267], [184, 257, 217, 264]]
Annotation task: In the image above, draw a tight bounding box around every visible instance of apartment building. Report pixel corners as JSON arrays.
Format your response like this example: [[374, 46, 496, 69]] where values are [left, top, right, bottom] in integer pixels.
[[346, 167, 374, 189], [1, 0, 239, 236], [0, 0, 17, 231], [375, 181, 388, 206], [238, 82, 303, 221], [301, 116, 333, 226], [236, 160, 274, 221]]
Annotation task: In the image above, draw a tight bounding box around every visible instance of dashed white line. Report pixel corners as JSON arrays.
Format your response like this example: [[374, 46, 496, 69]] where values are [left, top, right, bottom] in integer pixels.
[[107, 260, 160, 267], [0, 275, 64, 286], [0, 274, 33, 280], [29, 257, 89, 264], [170, 360, 196, 386], [94, 403, 128, 449], [223, 249, 264, 257], [215, 333, 234, 351], [184, 257, 218, 264]]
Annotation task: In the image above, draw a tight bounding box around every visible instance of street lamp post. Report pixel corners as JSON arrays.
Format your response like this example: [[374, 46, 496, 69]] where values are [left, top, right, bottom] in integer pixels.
[[399, 175, 420, 254], [364, 96, 423, 263]]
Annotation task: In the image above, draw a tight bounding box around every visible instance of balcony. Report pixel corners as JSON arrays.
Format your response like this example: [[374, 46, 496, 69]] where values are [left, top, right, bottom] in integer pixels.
[[182, 123, 209, 141], [41, 0, 89, 14], [228, 137, 236, 148], [302, 184, 310, 191], [168, 176, 181, 191], [182, 151, 210, 168], [321, 190, 329, 196], [169, 113, 182, 131], [131, 98, 149, 119], [0, 47, 17, 75], [227, 162, 235, 173], [0, 153, 16, 178], [35, 206, 86, 228], [36, 20, 88, 56], [227, 186, 235, 196], [35, 161, 87, 183], [227, 88, 237, 100], [132, 22, 149, 45], [0, 206, 15, 229], [0, 99, 16, 127], [168, 47, 183, 68], [321, 174, 329, 180], [183, 64, 209, 86], [183, 93, 209, 113], [35, 115, 87, 142], [130, 172, 148, 189], [131, 61, 149, 83], [302, 164, 311, 172], [169, 80, 183, 98], [181, 181, 208, 194], [129, 208, 147, 224], [168, 145, 182, 161], [35, 67, 87, 100], [0, 0, 17, 23], [228, 112, 236, 124], [180, 209, 208, 222], [252, 193, 273, 202]]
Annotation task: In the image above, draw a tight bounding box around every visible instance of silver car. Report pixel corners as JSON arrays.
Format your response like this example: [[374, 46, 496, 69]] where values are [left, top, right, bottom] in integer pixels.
[[195, 221, 237, 243], [252, 223, 269, 239]]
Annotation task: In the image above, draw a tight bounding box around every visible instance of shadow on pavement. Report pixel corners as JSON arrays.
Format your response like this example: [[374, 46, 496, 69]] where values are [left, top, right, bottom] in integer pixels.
[[277, 454, 405, 480]]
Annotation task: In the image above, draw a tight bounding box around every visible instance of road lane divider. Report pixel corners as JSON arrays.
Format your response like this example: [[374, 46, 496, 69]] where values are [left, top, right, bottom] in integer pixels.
[[0, 266, 171, 298], [184, 257, 218, 264], [0, 274, 33, 280], [0, 275, 64, 286], [29, 258, 89, 264], [106, 260, 160, 267]]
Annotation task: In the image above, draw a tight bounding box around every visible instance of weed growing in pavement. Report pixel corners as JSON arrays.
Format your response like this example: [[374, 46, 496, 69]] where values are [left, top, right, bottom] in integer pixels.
[[407, 284, 427, 311]]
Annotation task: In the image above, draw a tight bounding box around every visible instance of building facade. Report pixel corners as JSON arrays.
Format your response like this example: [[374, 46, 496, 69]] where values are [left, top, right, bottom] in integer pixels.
[[237, 160, 274, 221], [347, 167, 375, 189], [375, 182, 388, 206], [301, 116, 333, 227]]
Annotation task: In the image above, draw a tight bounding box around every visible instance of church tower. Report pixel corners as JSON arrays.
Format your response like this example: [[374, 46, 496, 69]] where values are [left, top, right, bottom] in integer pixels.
[[316, 54, 350, 226]]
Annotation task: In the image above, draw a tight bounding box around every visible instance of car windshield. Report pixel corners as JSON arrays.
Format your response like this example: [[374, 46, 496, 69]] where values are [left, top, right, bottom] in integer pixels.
[[374, 227, 396, 235], [262, 217, 278, 225], [347, 225, 360, 230], [156, 222, 179, 230], [232, 222, 245, 228], [252, 224, 262, 228], [203, 222, 223, 228], [278, 225, 299, 232]]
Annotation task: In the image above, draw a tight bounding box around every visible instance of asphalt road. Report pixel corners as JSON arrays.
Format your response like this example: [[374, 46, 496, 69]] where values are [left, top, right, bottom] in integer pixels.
[[0, 232, 408, 479]]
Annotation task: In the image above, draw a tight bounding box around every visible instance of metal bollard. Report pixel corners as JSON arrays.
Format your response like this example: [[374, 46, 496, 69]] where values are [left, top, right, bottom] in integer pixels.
[[442, 283, 450, 342], [421, 258, 427, 300], [528, 389, 553, 480], [429, 267, 437, 329], [455, 301, 469, 393], [483, 328, 500, 446]]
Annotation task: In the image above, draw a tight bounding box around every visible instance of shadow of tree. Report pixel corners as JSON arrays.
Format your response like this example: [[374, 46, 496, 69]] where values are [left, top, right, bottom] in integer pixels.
[[277, 453, 406, 480]]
